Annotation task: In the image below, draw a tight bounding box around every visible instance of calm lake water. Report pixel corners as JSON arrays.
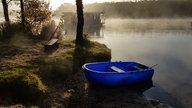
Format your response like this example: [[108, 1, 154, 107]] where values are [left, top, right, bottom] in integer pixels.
[[90, 18, 192, 108]]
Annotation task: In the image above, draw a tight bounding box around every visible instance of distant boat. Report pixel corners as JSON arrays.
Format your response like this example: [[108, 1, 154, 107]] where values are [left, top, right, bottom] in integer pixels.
[[82, 61, 154, 86]]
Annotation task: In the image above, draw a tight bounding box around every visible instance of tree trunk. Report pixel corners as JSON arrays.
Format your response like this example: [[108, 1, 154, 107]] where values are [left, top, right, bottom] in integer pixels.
[[20, 0, 25, 27], [1, 0, 10, 23], [75, 0, 84, 44]]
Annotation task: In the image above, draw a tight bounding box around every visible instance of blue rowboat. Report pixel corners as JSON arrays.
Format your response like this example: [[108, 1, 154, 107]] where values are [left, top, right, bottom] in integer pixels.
[[82, 62, 154, 86]]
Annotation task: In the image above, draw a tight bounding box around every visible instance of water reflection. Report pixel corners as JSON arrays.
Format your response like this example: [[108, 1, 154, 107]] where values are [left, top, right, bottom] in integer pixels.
[[87, 81, 153, 107], [90, 18, 192, 108], [144, 83, 186, 108], [84, 26, 104, 38], [88, 80, 153, 95], [64, 25, 104, 38]]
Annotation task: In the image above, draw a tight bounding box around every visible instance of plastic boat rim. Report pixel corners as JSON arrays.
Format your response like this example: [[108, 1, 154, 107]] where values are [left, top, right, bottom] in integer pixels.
[[82, 62, 153, 74]]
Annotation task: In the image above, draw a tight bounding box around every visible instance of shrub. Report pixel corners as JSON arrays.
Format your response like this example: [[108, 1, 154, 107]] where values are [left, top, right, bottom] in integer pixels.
[[0, 22, 21, 40], [40, 20, 56, 40]]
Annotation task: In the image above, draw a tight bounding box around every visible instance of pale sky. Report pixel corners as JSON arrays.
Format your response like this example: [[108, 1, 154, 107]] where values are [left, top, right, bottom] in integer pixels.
[[49, 0, 136, 10], [0, 0, 137, 12]]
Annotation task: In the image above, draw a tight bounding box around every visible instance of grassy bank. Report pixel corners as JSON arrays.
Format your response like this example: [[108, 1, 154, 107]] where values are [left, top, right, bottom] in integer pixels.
[[0, 39, 111, 107], [0, 38, 171, 108]]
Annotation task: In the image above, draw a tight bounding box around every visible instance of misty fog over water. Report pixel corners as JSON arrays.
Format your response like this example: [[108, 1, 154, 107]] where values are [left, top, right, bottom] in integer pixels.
[[104, 18, 192, 31], [1, 0, 192, 107], [90, 18, 192, 108]]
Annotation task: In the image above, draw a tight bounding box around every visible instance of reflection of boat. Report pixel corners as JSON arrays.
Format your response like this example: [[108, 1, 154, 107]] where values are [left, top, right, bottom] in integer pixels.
[[88, 80, 153, 96], [82, 62, 154, 86], [86, 80, 153, 108]]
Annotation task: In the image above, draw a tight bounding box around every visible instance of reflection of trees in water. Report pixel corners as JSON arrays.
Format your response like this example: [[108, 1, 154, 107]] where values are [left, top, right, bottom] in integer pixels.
[[84, 25, 104, 38], [64, 25, 104, 38]]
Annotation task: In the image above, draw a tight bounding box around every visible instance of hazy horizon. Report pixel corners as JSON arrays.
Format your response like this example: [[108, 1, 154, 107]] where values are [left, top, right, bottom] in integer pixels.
[[0, 0, 150, 11]]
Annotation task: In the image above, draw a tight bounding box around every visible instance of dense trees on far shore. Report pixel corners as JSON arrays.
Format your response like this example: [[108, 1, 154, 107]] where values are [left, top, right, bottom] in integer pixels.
[[55, 1, 192, 18]]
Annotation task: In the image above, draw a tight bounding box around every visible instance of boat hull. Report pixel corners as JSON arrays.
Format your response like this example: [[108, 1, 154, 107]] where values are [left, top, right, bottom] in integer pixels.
[[82, 62, 154, 86]]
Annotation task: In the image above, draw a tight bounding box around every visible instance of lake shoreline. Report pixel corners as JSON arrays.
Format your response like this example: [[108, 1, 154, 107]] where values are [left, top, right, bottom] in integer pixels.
[[0, 40, 171, 108], [52, 70, 173, 108]]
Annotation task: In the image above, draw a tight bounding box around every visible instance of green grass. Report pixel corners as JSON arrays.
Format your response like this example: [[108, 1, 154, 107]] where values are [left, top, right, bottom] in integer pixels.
[[39, 39, 111, 83], [0, 71, 47, 103], [86, 41, 111, 62], [39, 53, 74, 82], [0, 38, 111, 106]]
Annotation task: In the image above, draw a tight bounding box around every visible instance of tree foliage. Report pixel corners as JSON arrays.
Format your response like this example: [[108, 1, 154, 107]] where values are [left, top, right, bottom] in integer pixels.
[[23, 0, 52, 35], [1, 0, 52, 37]]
